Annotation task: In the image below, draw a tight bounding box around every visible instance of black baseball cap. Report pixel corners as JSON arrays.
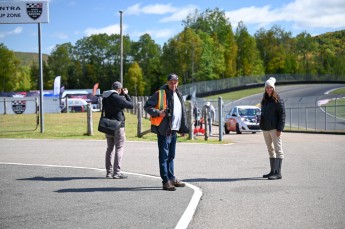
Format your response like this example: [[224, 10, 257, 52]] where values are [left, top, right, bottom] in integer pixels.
[[167, 73, 178, 81]]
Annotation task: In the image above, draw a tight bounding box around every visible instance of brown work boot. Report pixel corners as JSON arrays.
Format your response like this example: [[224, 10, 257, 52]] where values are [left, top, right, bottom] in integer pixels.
[[172, 179, 186, 187], [163, 181, 176, 191]]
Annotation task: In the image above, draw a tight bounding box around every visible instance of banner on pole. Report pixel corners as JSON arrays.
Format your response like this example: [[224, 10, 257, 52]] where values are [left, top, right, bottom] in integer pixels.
[[53, 76, 61, 96], [0, 1, 49, 24]]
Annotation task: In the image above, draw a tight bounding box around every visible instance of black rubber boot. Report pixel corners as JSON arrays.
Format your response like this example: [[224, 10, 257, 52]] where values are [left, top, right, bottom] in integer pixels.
[[263, 158, 275, 178], [268, 158, 282, 180]]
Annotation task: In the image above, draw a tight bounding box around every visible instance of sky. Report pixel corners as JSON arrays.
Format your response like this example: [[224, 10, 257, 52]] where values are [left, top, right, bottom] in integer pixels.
[[1, 0, 345, 54]]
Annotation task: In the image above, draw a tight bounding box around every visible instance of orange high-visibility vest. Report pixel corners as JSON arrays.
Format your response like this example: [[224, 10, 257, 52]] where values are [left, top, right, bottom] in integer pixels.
[[151, 89, 167, 126]]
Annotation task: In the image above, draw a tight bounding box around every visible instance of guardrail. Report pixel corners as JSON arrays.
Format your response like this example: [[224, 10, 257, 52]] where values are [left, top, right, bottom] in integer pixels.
[[179, 74, 345, 97]]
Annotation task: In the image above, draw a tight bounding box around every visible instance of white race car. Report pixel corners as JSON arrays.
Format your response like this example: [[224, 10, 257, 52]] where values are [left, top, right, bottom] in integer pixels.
[[224, 105, 261, 134]]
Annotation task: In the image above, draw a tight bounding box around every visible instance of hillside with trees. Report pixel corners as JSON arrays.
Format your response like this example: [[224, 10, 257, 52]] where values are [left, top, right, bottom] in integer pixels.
[[14, 52, 49, 66], [1, 8, 344, 95]]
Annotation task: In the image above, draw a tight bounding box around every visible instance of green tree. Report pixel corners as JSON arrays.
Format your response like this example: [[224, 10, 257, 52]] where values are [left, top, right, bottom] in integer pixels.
[[74, 34, 111, 90], [255, 26, 296, 74], [126, 62, 145, 96], [195, 31, 224, 81], [131, 34, 161, 94], [235, 21, 264, 76], [176, 28, 203, 84], [29, 60, 51, 90], [67, 60, 83, 89], [314, 34, 337, 75], [160, 39, 180, 85], [43, 61, 52, 89], [0, 44, 30, 92], [75, 34, 132, 91], [182, 8, 238, 78], [295, 32, 317, 74], [48, 43, 73, 88], [15, 66, 31, 91], [29, 62, 39, 90], [184, 8, 232, 46], [160, 29, 203, 85], [332, 56, 345, 79], [223, 28, 238, 78]]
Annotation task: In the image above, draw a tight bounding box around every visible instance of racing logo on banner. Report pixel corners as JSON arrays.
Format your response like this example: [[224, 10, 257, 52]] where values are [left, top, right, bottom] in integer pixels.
[[12, 100, 26, 114], [26, 2, 43, 20]]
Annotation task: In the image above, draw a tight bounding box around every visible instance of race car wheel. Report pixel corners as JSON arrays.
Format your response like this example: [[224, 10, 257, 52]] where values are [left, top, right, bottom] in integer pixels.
[[236, 123, 242, 134], [224, 124, 230, 134]]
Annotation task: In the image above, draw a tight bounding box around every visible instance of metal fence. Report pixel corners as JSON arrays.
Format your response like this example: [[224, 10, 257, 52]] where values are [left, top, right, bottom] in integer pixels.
[[179, 74, 345, 96], [131, 95, 345, 139], [1, 90, 344, 135], [200, 95, 345, 134], [0, 97, 39, 132]]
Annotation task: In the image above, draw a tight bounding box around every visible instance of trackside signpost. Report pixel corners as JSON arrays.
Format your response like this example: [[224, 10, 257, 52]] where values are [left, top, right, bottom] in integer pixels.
[[0, 1, 49, 23], [0, 1, 49, 133]]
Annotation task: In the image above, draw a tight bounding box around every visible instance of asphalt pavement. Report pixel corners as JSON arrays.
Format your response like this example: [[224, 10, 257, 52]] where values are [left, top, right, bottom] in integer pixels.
[[1, 132, 345, 228]]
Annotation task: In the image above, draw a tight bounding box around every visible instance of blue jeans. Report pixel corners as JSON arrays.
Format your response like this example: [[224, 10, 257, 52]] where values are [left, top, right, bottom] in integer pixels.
[[157, 132, 177, 183]]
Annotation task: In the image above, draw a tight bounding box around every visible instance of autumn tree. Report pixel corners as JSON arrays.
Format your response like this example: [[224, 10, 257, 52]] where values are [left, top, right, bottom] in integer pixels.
[[255, 26, 297, 74], [295, 32, 316, 74], [195, 30, 225, 81], [235, 21, 264, 76], [126, 62, 145, 96], [182, 8, 237, 78]]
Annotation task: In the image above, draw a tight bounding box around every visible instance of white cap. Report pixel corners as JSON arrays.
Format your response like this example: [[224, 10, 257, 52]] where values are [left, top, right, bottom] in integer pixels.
[[265, 77, 276, 90]]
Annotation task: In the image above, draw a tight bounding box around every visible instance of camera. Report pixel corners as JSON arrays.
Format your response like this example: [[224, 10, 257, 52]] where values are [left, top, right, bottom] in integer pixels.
[[164, 108, 172, 117], [121, 88, 127, 94]]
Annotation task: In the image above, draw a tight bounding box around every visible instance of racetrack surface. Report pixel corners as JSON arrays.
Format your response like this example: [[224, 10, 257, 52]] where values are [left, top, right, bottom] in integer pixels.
[[1, 132, 345, 229]]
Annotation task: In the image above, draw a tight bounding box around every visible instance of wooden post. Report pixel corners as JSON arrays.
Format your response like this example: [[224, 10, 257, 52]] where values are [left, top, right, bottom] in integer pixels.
[[186, 100, 194, 140], [35, 98, 39, 113], [137, 102, 142, 137], [204, 108, 208, 141], [87, 103, 93, 136], [144, 96, 148, 119], [4, 98, 7, 115], [133, 96, 137, 115], [65, 97, 69, 113], [218, 97, 223, 142], [140, 96, 145, 118]]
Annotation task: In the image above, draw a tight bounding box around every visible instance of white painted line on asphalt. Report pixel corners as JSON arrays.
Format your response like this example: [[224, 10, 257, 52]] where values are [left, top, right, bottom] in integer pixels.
[[175, 183, 202, 229], [125, 171, 203, 229], [0, 162, 203, 229]]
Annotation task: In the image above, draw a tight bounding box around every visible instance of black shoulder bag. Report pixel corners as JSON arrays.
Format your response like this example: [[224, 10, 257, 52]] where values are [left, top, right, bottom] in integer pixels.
[[98, 97, 121, 136]]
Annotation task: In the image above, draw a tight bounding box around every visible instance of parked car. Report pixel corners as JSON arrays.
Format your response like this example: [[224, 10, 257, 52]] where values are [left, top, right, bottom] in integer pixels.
[[60, 98, 88, 113], [224, 105, 261, 134]]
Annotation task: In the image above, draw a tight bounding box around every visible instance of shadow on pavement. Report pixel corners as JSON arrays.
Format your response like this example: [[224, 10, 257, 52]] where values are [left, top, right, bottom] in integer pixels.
[[17, 176, 106, 181], [55, 187, 163, 193], [183, 177, 263, 182]]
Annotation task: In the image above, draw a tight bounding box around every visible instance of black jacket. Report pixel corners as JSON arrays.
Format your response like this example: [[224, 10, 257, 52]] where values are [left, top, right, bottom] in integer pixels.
[[102, 90, 133, 128], [144, 85, 189, 136], [259, 97, 285, 132]]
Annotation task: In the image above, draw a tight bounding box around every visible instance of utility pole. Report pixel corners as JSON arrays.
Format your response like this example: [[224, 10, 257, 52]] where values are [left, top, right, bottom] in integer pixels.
[[119, 10, 123, 85], [38, 23, 44, 133]]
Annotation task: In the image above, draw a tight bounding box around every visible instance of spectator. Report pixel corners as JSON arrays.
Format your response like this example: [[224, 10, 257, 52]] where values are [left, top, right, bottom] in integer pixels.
[[202, 102, 215, 136], [144, 73, 189, 191], [103, 81, 133, 179], [260, 77, 286, 180], [193, 102, 201, 128]]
